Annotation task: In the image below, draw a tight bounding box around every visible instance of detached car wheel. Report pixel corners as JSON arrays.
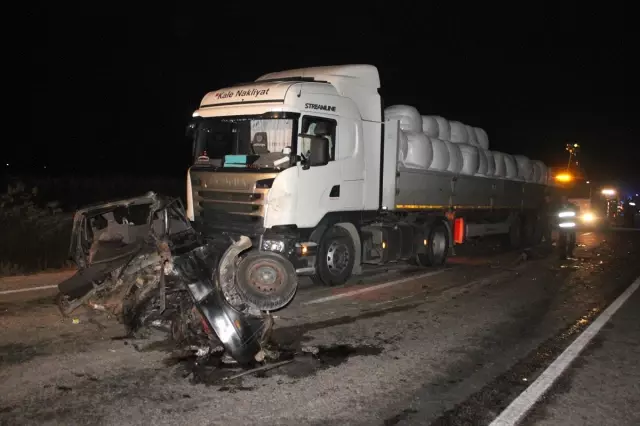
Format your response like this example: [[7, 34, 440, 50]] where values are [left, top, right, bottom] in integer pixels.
[[235, 250, 298, 311]]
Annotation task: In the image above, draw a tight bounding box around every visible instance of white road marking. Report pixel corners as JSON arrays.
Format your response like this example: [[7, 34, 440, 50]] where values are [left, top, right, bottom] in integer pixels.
[[490, 275, 640, 426], [302, 269, 448, 306], [371, 291, 427, 307], [0, 284, 59, 295]]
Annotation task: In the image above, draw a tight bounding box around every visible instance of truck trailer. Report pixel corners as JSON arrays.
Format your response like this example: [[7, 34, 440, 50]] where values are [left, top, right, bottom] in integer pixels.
[[185, 64, 550, 310]]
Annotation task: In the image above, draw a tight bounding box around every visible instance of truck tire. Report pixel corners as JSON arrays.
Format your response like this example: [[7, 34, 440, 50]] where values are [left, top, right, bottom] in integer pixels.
[[415, 221, 449, 267], [311, 226, 355, 287], [235, 250, 298, 311], [502, 214, 523, 249], [522, 213, 537, 246], [530, 213, 545, 246]]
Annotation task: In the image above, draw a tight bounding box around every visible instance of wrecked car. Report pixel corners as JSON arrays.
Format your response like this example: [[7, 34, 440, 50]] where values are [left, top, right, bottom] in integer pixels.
[[56, 192, 298, 365]]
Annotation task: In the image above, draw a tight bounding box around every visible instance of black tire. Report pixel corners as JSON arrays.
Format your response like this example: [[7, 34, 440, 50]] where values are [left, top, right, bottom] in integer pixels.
[[530, 213, 546, 246], [415, 221, 449, 267], [234, 250, 298, 311], [502, 215, 523, 249], [522, 213, 537, 246], [311, 226, 355, 286]]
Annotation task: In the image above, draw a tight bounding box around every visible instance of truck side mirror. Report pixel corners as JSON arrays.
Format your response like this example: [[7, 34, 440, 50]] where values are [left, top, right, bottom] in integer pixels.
[[308, 136, 329, 167]]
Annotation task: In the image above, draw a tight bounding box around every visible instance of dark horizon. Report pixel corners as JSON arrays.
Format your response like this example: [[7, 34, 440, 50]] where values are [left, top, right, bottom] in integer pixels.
[[18, 2, 635, 188]]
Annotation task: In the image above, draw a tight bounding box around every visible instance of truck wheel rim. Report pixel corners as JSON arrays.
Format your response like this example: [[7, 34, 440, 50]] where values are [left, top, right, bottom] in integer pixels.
[[245, 259, 285, 294], [326, 241, 350, 275]]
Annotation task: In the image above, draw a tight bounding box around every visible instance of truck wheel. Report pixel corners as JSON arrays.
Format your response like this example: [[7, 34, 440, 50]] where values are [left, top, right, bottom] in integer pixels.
[[502, 215, 523, 249], [311, 226, 355, 286], [530, 214, 544, 246], [416, 221, 449, 267], [522, 213, 537, 246], [235, 250, 298, 311]]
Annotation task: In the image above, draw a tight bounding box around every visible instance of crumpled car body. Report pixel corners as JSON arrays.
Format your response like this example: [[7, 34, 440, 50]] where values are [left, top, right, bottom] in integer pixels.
[[56, 192, 272, 365]]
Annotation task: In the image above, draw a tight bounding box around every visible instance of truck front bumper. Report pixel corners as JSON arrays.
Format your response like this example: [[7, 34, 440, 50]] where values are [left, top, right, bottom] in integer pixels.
[[258, 233, 318, 276]]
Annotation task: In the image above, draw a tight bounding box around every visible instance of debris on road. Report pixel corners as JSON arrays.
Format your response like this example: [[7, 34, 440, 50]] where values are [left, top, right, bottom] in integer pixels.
[[222, 359, 294, 382], [302, 345, 320, 355]]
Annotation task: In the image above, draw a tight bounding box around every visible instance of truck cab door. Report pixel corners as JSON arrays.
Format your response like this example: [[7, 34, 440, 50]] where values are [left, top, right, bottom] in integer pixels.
[[295, 115, 346, 228]]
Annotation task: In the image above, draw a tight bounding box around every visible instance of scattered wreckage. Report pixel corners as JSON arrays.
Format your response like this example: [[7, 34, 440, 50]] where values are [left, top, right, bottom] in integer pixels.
[[56, 192, 298, 366]]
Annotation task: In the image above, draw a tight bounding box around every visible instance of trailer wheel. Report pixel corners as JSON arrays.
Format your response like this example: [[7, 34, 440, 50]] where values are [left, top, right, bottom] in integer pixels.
[[235, 250, 298, 311], [502, 214, 523, 249], [522, 213, 536, 246], [311, 226, 355, 286], [529, 213, 544, 246], [416, 221, 449, 267]]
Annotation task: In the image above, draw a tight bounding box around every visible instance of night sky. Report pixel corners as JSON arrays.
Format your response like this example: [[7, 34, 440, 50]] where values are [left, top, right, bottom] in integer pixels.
[[21, 2, 635, 188]]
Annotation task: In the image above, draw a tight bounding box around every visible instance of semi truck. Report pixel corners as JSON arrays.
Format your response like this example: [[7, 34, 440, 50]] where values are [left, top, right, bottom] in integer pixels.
[[184, 64, 551, 310]]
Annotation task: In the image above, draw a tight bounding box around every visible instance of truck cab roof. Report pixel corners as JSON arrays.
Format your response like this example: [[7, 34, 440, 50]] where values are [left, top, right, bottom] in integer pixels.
[[195, 64, 382, 121]]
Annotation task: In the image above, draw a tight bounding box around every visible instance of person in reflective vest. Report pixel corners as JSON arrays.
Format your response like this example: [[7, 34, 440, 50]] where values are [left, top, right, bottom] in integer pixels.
[[555, 195, 579, 259], [623, 198, 635, 228]]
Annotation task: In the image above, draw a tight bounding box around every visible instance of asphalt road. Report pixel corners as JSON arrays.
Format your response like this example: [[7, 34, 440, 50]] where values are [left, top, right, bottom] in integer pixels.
[[1, 230, 639, 426]]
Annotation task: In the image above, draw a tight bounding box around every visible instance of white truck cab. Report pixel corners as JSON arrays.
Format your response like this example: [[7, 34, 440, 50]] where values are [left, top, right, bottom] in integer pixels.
[[185, 64, 549, 307]]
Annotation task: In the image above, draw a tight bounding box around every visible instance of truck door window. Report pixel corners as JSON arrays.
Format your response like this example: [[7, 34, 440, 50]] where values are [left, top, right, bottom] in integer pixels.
[[300, 116, 337, 161]]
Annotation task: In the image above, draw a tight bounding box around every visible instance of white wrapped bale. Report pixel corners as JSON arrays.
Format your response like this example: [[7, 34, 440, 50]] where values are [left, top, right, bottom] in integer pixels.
[[450, 121, 468, 143], [484, 150, 495, 176], [428, 138, 450, 172], [465, 124, 478, 146], [475, 128, 489, 150], [444, 140, 463, 173], [421, 116, 440, 138], [539, 162, 549, 184], [514, 155, 534, 182], [532, 160, 548, 184], [531, 160, 542, 183], [385, 105, 422, 132], [397, 130, 409, 165], [504, 155, 518, 179], [403, 131, 433, 170], [492, 152, 506, 177], [475, 148, 489, 176], [459, 144, 479, 175], [434, 116, 451, 140]]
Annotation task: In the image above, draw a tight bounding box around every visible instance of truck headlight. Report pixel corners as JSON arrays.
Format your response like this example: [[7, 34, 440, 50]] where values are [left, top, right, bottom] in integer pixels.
[[581, 212, 596, 222], [559, 222, 576, 228], [261, 239, 285, 253]]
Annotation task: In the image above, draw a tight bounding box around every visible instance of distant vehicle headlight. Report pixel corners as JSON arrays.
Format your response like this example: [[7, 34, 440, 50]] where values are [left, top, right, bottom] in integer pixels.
[[558, 211, 576, 218], [581, 212, 596, 222], [559, 222, 576, 228]]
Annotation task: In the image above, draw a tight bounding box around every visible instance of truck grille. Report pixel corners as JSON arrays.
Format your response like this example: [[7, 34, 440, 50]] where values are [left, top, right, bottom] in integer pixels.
[[198, 191, 264, 215], [190, 171, 277, 237]]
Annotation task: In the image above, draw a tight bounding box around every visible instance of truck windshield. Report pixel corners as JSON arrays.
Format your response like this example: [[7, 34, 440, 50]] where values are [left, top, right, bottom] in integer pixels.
[[189, 114, 298, 170]]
